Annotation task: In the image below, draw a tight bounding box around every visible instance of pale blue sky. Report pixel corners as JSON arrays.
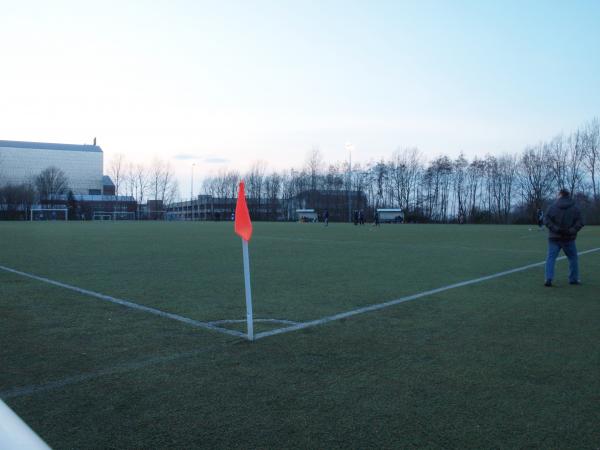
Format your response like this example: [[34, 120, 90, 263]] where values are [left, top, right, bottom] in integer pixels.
[[1, 0, 599, 194]]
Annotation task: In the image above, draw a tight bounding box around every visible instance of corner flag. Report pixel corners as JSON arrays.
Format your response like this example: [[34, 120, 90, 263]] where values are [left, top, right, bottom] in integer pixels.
[[235, 181, 254, 340], [235, 181, 253, 241]]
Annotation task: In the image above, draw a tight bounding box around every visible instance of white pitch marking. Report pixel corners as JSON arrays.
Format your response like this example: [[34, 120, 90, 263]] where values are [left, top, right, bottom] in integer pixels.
[[2, 247, 598, 343], [0, 343, 232, 400], [209, 318, 299, 326], [253, 247, 600, 340], [0, 265, 246, 339]]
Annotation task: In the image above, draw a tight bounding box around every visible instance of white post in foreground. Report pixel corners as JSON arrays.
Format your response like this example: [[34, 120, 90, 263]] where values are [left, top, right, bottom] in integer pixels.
[[0, 399, 50, 449], [242, 239, 254, 341]]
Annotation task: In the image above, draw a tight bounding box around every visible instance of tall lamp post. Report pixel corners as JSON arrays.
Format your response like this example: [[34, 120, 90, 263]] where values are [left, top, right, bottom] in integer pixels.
[[346, 143, 353, 223], [191, 163, 196, 221]]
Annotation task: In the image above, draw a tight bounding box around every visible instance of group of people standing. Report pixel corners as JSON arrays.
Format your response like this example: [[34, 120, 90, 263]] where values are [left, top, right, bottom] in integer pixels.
[[321, 209, 380, 227], [353, 210, 365, 226]]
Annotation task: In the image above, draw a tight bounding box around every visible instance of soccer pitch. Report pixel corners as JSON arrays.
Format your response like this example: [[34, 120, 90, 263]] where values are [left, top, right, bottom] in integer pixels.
[[1, 222, 599, 448]]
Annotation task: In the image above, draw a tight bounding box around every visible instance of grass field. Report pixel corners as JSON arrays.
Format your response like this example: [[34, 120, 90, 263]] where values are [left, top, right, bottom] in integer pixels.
[[1, 221, 599, 449]]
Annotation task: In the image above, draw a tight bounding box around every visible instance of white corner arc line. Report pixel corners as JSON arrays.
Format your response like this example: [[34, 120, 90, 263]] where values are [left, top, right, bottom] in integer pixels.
[[0, 265, 246, 339], [253, 247, 600, 340], [209, 318, 299, 325]]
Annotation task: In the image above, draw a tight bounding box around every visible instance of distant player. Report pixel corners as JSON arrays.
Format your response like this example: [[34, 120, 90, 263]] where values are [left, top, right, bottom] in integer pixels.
[[353, 210, 359, 226], [373, 211, 380, 227], [323, 209, 329, 227], [537, 209, 544, 230], [359, 210, 365, 225]]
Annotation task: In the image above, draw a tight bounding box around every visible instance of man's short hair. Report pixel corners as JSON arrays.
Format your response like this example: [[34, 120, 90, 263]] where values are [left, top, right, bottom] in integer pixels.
[[559, 188, 570, 197]]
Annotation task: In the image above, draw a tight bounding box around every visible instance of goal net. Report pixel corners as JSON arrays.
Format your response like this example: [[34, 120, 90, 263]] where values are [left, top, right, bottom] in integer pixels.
[[30, 208, 68, 221], [92, 211, 137, 221], [113, 211, 136, 220], [92, 213, 112, 221]]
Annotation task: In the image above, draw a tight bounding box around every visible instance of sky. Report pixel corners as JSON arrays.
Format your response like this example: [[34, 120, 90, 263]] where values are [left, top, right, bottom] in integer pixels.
[[1, 0, 599, 197]]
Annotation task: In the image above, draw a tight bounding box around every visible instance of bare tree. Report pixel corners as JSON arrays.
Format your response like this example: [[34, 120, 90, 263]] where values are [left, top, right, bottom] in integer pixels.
[[518, 144, 553, 217], [548, 135, 567, 190], [305, 147, 323, 192], [108, 153, 126, 196], [125, 162, 137, 199], [264, 172, 283, 220], [488, 154, 517, 223], [35, 167, 70, 199], [564, 130, 586, 195], [583, 118, 599, 200], [0, 183, 36, 219], [245, 161, 267, 218], [453, 153, 468, 221], [134, 163, 149, 205], [159, 161, 178, 205], [0, 152, 4, 185], [149, 158, 170, 202], [389, 148, 422, 213]]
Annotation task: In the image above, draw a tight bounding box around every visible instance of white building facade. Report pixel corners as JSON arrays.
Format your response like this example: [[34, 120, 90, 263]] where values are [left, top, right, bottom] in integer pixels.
[[0, 140, 103, 195]]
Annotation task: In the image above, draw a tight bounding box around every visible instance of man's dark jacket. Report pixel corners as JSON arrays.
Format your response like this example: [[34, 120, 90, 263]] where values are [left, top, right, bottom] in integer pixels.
[[544, 196, 584, 240]]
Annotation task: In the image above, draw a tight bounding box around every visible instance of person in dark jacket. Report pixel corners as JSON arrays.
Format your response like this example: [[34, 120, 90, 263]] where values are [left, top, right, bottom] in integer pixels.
[[543, 189, 584, 286], [536, 209, 544, 230], [373, 211, 380, 227]]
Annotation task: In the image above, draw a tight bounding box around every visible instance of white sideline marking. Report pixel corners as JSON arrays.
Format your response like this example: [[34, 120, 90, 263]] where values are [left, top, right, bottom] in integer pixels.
[[0, 265, 246, 339], [0, 343, 233, 400], [253, 247, 600, 340], [3, 249, 598, 401], [209, 318, 299, 326], [2, 247, 599, 342]]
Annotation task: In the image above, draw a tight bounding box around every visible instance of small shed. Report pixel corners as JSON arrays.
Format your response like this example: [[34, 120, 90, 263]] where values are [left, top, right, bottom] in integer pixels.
[[377, 208, 404, 223], [296, 209, 318, 222]]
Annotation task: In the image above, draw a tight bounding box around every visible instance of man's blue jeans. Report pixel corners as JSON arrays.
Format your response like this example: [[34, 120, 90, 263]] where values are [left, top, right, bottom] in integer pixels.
[[545, 239, 579, 282]]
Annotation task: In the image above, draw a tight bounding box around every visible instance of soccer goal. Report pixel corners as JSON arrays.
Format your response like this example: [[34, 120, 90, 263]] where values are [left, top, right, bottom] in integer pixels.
[[92, 211, 136, 220], [92, 213, 113, 221], [30, 208, 68, 221], [112, 211, 136, 220]]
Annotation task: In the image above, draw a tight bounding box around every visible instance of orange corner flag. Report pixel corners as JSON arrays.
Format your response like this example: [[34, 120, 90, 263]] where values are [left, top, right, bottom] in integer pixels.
[[234, 181, 253, 241]]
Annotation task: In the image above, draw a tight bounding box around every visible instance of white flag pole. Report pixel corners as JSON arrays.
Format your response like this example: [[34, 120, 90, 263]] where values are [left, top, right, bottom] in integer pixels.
[[242, 238, 254, 341], [0, 399, 51, 449]]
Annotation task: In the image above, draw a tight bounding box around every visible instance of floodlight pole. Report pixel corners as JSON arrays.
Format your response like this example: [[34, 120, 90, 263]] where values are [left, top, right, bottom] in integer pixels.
[[241, 239, 254, 341], [347, 147, 352, 223], [190, 163, 195, 221]]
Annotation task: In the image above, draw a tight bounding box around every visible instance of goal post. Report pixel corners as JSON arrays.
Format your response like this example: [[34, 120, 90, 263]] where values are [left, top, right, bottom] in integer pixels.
[[92, 211, 137, 221], [113, 211, 136, 220], [30, 208, 68, 221], [92, 213, 112, 221]]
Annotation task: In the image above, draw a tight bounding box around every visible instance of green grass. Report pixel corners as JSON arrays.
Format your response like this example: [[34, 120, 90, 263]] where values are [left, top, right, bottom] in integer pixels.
[[1, 222, 599, 448]]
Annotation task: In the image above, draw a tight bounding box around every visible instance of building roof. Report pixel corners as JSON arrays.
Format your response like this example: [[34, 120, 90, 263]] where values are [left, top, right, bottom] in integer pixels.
[[0, 140, 102, 153], [102, 175, 115, 186], [45, 194, 135, 202]]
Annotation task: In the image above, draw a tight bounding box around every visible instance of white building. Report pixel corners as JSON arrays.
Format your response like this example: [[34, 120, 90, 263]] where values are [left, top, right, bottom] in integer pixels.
[[0, 140, 103, 195], [296, 209, 318, 222], [377, 208, 404, 223]]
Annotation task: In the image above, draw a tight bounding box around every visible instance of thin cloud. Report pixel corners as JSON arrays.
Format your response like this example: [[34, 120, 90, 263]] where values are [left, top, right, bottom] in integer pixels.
[[203, 156, 229, 164], [173, 153, 199, 161]]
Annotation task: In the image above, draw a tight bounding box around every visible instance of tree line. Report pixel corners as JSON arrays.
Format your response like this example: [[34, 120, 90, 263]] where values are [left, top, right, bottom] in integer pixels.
[[0, 167, 70, 219], [0, 157, 178, 219], [198, 118, 600, 224], [107, 155, 179, 206]]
